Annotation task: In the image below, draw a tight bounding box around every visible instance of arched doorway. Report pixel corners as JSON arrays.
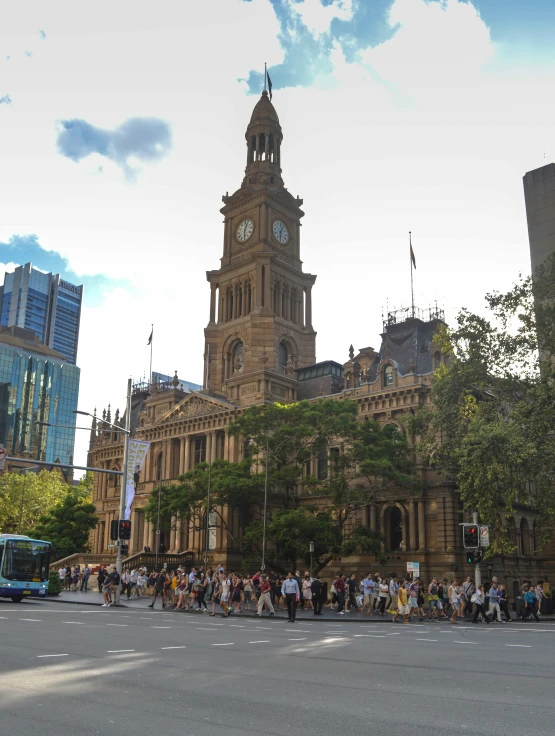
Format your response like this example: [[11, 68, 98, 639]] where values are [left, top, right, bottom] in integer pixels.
[[386, 506, 403, 550]]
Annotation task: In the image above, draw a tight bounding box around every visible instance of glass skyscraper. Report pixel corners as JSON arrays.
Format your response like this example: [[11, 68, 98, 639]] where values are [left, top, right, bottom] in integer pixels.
[[0, 263, 83, 365], [0, 326, 80, 464]]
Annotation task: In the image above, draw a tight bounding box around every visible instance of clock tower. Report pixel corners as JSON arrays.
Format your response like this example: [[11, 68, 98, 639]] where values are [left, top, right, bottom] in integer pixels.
[[204, 90, 317, 405]]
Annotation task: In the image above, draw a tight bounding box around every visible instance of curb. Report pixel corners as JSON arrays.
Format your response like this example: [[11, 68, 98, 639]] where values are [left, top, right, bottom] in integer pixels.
[[41, 596, 128, 608]]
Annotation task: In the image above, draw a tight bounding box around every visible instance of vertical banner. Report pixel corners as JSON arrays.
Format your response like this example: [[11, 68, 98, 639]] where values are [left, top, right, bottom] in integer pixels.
[[124, 439, 151, 520]]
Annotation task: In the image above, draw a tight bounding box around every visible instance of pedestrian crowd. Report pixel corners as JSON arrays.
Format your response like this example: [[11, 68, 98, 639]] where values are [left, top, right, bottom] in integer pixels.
[[56, 563, 548, 622]]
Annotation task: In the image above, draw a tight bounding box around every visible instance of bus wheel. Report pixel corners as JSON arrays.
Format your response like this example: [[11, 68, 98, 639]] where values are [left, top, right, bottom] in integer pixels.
[[11, 596, 23, 603]]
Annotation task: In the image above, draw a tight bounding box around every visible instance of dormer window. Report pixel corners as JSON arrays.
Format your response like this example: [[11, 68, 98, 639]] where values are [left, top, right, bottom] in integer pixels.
[[383, 365, 394, 387]]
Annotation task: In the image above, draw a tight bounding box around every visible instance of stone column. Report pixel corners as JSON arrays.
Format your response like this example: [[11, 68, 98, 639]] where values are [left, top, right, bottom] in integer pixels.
[[129, 508, 140, 555], [409, 499, 417, 552], [149, 523, 156, 550], [184, 436, 191, 472], [362, 505, 369, 527], [210, 431, 217, 462], [206, 433, 212, 466], [178, 437, 185, 475], [209, 282, 217, 323], [305, 285, 312, 328], [418, 499, 426, 551], [175, 517, 182, 552], [228, 433, 235, 463], [370, 504, 377, 531], [264, 263, 271, 310]]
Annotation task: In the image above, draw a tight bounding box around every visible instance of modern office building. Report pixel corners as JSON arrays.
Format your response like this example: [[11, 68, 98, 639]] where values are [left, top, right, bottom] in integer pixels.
[[0, 325, 80, 466], [523, 162, 555, 274], [0, 262, 83, 365]]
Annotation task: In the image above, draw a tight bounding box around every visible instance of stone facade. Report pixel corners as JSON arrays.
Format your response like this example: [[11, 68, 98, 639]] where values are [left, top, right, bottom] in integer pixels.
[[88, 92, 553, 593]]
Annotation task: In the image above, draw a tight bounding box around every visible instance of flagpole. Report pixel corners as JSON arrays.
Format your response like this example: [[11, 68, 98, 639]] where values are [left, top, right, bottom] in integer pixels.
[[149, 324, 153, 385], [264, 62, 267, 92], [409, 231, 415, 319]]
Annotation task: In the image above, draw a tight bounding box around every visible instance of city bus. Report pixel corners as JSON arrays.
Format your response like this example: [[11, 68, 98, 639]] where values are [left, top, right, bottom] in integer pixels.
[[0, 534, 51, 602]]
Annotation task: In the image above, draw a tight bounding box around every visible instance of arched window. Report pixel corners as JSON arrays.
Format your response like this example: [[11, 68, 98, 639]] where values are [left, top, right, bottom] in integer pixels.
[[433, 351, 441, 370], [156, 453, 163, 481], [383, 365, 394, 387], [278, 342, 288, 373], [232, 341, 244, 374], [317, 447, 328, 480]]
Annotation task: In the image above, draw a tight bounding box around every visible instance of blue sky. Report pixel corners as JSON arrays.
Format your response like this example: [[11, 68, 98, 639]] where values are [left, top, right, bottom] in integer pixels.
[[1, 0, 554, 466]]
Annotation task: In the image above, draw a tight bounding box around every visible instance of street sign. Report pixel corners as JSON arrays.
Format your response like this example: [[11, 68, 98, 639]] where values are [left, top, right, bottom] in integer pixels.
[[480, 525, 490, 547], [107, 543, 118, 548], [0, 444, 6, 471], [407, 562, 420, 577]]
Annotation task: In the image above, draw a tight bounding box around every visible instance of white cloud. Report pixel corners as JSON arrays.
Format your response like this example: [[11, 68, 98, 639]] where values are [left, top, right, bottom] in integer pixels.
[[292, 0, 354, 37]]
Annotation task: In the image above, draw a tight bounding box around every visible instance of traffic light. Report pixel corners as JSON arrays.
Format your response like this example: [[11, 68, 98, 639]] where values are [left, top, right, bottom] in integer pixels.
[[463, 523, 479, 549], [110, 519, 119, 540], [466, 549, 482, 565], [120, 544, 129, 555], [466, 550, 475, 564], [119, 519, 132, 540]]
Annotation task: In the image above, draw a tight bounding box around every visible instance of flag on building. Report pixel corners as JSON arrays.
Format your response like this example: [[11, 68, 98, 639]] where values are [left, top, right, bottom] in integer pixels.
[[410, 242, 416, 269], [147, 327, 153, 345], [267, 71, 273, 100]]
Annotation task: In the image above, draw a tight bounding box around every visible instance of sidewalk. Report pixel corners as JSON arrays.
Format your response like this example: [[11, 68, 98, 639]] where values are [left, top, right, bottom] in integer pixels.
[[44, 591, 553, 621]]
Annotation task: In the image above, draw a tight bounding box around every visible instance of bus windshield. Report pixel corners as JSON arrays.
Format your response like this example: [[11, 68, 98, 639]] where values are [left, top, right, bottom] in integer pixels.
[[1, 540, 51, 582]]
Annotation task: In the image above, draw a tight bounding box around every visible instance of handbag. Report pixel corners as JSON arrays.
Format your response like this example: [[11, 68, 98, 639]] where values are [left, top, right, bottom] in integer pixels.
[[470, 593, 477, 603]]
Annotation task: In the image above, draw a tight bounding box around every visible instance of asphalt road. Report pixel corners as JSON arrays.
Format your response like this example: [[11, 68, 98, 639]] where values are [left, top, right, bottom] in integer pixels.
[[1, 599, 554, 736]]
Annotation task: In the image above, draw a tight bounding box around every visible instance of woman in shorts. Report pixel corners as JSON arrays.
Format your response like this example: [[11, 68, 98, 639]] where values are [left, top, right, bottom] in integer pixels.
[[242, 575, 254, 611], [210, 574, 221, 617], [231, 574, 243, 613]]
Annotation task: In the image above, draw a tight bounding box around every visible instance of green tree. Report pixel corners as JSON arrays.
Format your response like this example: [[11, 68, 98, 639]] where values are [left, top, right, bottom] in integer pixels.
[[32, 492, 98, 559], [144, 459, 263, 546], [409, 254, 555, 555], [230, 399, 414, 573], [0, 470, 69, 534]]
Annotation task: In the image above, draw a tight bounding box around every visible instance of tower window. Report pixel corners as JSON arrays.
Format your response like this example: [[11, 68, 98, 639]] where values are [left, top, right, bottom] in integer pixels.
[[232, 341, 244, 374], [383, 365, 394, 387], [279, 342, 288, 373], [433, 351, 441, 370]]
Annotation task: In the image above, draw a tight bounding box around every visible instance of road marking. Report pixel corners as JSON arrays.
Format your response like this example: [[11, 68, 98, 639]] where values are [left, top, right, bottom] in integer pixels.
[[0, 616, 8, 619], [254, 626, 272, 630], [106, 624, 127, 627], [229, 625, 245, 628], [212, 642, 234, 646], [354, 634, 385, 638], [415, 638, 438, 642], [140, 617, 154, 620], [161, 646, 187, 650], [151, 626, 171, 629], [288, 638, 307, 641], [453, 641, 476, 644], [505, 644, 532, 648], [285, 629, 309, 632], [20, 618, 41, 622], [63, 621, 85, 624], [385, 632, 402, 636], [249, 640, 269, 644], [107, 650, 135, 653], [37, 654, 68, 658], [196, 627, 219, 631]]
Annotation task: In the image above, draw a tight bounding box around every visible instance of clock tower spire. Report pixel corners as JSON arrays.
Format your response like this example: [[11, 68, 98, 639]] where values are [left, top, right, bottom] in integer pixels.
[[204, 90, 316, 405]]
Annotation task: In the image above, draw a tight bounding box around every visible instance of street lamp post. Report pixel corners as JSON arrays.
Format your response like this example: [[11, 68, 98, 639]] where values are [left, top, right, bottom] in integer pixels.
[[309, 541, 314, 579], [155, 478, 163, 570], [74, 377, 132, 605], [261, 443, 269, 572]]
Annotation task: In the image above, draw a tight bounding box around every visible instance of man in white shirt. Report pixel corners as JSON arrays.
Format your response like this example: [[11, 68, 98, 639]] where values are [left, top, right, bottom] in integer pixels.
[[219, 576, 231, 617], [362, 574, 374, 617]]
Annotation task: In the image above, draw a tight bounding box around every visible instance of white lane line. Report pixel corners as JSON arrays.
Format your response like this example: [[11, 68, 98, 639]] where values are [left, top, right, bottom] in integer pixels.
[[385, 633, 402, 636], [161, 646, 187, 650], [254, 626, 272, 630], [229, 625, 245, 628], [505, 644, 532, 648], [415, 638, 438, 642], [151, 626, 171, 629], [354, 634, 385, 638], [63, 621, 85, 625], [289, 638, 307, 641], [196, 627, 219, 631], [37, 654, 69, 658], [212, 642, 234, 646], [106, 624, 127, 627], [20, 618, 41, 622], [206, 623, 224, 626], [107, 650, 135, 653], [285, 629, 309, 632], [0, 616, 8, 619], [249, 640, 269, 644], [140, 617, 154, 620], [453, 641, 476, 645]]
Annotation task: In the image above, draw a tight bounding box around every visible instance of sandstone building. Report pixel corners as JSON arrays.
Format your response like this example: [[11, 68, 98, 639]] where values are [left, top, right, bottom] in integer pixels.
[[88, 92, 553, 596]]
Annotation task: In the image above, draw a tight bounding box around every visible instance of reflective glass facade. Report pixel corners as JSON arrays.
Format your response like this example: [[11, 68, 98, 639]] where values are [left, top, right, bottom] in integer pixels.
[[0, 264, 82, 365], [0, 343, 80, 463]]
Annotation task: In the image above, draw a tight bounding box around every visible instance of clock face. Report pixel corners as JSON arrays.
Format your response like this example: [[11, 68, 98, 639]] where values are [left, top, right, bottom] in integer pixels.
[[273, 219, 289, 244], [236, 218, 254, 242]]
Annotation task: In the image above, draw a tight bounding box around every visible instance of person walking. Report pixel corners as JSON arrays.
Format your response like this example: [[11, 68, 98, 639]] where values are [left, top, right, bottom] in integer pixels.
[[220, 574, 231, 618], [462, 576, 475, 618], [472, 585, 490, 624], [535, 581, 546, 616], [333, 573, 346, 615], [282, 573, 300, 623], [311, 575, 323, 615], [346, 573, 358, 612], [427, 578, 441, 622], [522, 586, 540, 622], [499, 585, 511, 622], [377, 578, 389, 615], [256, 576, 275, 617], [397, 580, 410, 624], [302, 574, 313, 610], [488, 582, 503, 622], [148, 570, 167, 609], [448, 579, 460, 624], [362, 573, 375, 617]]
